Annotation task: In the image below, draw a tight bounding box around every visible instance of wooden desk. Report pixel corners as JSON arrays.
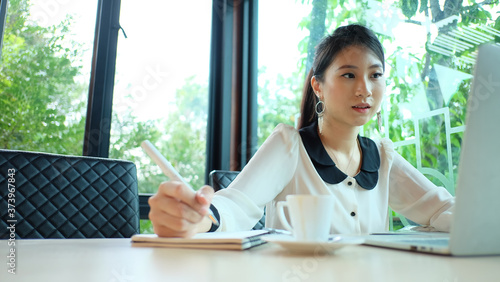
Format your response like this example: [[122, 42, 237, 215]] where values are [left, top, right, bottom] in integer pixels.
[[1, 238, 499, 282]]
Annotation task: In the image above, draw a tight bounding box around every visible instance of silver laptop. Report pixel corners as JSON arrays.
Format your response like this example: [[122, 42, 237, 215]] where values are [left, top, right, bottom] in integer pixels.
[[364, 43, 500, 256]]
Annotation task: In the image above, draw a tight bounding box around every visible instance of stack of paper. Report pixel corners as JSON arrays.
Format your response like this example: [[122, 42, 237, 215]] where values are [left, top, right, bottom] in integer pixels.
[[131, 230, 271, 250]]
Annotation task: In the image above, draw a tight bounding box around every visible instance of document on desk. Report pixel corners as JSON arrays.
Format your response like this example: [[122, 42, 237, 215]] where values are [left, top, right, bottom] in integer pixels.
[[131, 230, 271, 250]]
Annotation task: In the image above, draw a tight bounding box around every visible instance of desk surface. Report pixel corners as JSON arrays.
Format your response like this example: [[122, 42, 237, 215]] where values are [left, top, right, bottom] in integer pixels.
[[2, 238, 499, 282]]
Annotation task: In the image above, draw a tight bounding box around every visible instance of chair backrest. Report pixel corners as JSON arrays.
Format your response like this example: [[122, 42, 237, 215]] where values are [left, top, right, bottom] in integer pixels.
[[209, 170, 240, 191], [0, 149, 139, 239], [208, 170, 265, 230]]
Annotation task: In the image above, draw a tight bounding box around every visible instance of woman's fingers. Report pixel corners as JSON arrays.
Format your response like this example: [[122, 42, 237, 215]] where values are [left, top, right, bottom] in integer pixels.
[[148, 181, 215, 237], [149, 194, 201, 223], [195, 185, 215, 208]]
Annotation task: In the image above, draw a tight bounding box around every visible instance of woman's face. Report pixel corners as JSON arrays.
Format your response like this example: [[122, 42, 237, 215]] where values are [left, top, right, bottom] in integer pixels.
[[312, 45, 386, 129]]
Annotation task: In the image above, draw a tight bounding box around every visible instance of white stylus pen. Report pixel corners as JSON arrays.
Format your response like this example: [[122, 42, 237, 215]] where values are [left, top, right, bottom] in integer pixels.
[[141, 140, 219, 226]]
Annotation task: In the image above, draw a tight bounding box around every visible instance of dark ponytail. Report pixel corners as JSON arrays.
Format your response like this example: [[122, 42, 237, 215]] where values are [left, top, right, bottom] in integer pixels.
[[297, 24, 385, 129]]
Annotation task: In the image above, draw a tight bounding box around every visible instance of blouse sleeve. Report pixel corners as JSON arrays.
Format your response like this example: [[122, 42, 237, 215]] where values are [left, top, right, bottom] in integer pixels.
[[383, 139, 455, 232], [211, 123, 300, 231]]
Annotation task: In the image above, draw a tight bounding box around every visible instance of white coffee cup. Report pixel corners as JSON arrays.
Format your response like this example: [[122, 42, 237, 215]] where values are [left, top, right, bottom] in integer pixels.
[[277, 195, 334, 242]]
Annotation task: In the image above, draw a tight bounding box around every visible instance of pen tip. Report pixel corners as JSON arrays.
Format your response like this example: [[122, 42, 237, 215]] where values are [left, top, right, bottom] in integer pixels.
[[208, 214, 219, 226]]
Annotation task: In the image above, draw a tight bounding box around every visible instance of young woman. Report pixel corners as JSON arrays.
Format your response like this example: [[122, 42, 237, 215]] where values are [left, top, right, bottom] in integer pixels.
[[148, 24, 455, 238]]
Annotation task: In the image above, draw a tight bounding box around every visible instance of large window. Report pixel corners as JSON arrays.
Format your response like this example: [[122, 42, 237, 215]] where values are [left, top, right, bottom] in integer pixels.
[[0, 0, 97, 154], [258, 0, 499, 228], [110, 1, 212, 232], [110, 1, 212, 194], [257, 0, 310, 144]]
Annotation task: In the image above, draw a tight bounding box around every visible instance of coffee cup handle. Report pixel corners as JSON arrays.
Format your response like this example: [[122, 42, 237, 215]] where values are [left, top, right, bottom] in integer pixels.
[[277, 201, 293, 232]]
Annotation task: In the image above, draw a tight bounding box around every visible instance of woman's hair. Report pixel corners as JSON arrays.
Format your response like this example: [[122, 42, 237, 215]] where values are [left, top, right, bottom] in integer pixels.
[[298, 24, 385, 129]]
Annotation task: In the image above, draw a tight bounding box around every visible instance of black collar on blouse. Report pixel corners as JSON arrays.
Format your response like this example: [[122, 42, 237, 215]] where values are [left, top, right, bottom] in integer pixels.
[[298, 121, 380, 190]]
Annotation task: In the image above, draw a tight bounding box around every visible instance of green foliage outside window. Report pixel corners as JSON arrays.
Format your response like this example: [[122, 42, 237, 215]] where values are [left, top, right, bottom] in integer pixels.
[[0, 0, 86, 154], [109, 76, 209, 194]]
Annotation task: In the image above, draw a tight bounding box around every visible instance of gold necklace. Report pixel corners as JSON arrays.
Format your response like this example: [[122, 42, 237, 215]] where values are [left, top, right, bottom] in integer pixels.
[[326, 139, 360, 175]]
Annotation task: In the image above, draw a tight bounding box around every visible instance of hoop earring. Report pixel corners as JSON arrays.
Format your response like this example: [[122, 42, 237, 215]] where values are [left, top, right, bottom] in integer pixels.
[[377, 111, 382, 132], [315, 100, 325, 135], [315, 100, 325, 116]]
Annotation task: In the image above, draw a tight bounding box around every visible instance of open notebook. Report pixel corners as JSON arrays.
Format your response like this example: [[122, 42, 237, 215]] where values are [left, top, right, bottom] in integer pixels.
[[363, 44, 500, 256], [131, 230, 271, 250]]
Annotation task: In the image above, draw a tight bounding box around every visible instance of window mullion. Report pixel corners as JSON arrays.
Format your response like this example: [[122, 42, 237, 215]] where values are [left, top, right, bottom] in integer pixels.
[[83, 0, 122, 158], [0, 0, 8, 59]]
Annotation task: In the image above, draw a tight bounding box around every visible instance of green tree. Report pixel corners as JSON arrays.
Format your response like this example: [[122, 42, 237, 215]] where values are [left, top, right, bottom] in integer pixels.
[[111, 76, 209, 195], [0, 0, 87, 154], [158, 76, 208, 190], [121, 76, 209, 234], [109, 112, 163, 194], [257, 68, 303, 145], [304, 0, 327, 75]]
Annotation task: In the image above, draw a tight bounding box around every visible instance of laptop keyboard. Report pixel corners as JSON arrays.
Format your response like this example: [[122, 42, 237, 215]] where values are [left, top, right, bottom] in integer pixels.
[[398, 238, 449, 247]]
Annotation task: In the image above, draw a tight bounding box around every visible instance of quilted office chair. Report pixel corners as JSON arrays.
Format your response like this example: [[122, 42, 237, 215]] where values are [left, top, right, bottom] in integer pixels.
[[0, 149, 140, 239], [209, 170, 265, 230]]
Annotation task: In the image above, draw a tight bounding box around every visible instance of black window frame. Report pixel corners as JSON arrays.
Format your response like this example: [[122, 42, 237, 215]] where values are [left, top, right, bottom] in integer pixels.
[[0, 0, 7, 59], [83, 0, 121, 158]]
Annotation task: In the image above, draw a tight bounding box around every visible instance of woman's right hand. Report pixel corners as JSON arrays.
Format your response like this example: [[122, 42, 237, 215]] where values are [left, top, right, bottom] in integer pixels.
[[148, 181, 215, 238]]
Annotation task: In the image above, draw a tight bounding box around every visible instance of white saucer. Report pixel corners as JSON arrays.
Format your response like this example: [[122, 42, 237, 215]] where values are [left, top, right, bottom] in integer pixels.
[[262, 234, 365, 254]]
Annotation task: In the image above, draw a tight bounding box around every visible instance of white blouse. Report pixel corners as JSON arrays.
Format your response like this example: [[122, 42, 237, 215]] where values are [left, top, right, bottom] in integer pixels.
[[211, 123, 455, 234]]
